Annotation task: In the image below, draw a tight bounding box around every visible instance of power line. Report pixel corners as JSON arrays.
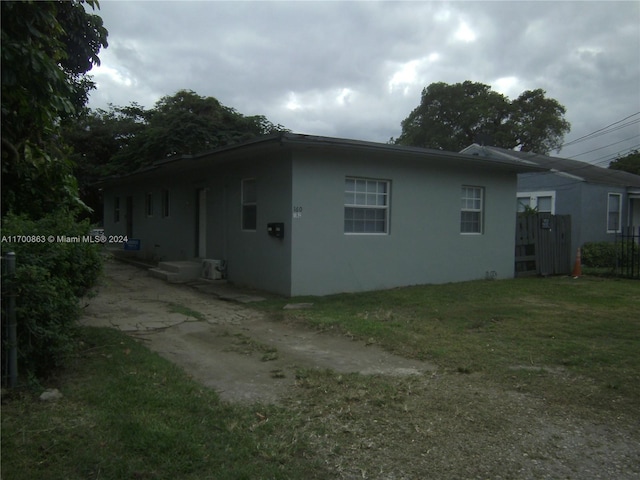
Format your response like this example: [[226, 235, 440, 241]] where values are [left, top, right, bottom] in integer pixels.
[[561, 112, 640, 148], [568, 134, 640, 159], [590, 143, 640, 166]]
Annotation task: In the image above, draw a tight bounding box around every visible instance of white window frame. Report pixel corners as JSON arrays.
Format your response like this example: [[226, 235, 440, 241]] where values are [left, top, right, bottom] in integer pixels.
[[460, 186, 484, 235], [607, 193, 622, 233], [241, 178, 257, 231], [516, 191, 556, 214], [344, 177, 390, 235]]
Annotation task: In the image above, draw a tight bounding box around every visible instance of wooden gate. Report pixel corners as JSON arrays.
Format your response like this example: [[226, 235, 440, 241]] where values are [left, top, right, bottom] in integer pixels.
[[515, 214, 572, 277]]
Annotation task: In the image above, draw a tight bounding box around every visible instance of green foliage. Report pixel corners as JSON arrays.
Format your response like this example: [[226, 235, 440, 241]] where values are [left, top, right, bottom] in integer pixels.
[[581, 242, 617, 269], [1, 211, 103, 379], [1, 327, 323, 480], [394, 81, 571, 154], [1, 0, 108, 217], [518, 205, 539, 217], [608, 150, 640, 175], [63, 90, 289, 185], [9, 265, 80, 378]]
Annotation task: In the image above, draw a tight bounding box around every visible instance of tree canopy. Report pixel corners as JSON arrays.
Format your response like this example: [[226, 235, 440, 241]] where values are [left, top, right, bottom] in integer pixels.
[[608, 150, 640, 175], [1, 0, 108, 217], [393, 81, 571, 154], [64, 90, 288, 178]]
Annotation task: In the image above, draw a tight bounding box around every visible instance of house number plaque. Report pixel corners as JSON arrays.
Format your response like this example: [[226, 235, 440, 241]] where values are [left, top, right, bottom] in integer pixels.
[[293, 206, 303, 219]]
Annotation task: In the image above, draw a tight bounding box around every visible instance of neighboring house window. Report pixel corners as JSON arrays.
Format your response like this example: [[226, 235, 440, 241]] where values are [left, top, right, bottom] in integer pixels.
[[461, 186, 484, 234], [161, 189, 170, 218], [145, 192, 154, 217], [537, 196, 553, 213], [114, 197, 120, 223], [344, 177, 390, 234], [242, 178, 257, 231], [517, 196, 530, 213], [517, 191, 556, 214], [607, 193, 622, 233]]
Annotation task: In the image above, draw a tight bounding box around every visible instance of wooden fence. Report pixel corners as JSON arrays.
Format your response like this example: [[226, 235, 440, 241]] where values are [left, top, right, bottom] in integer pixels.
[[515, 214, 572, 277]]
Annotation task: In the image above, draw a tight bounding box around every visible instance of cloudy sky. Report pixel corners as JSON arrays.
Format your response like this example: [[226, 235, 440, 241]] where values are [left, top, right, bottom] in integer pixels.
[[87, 1, 640, 165]]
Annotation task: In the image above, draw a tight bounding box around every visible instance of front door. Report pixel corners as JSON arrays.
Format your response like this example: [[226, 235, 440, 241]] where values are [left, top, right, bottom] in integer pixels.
[[196, 188, 207, 258]]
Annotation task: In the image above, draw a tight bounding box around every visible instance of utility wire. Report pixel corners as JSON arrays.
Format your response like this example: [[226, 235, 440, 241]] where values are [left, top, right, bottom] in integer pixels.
[[568, 134, 640, 159], [590, 143, 640, 166], [561, 112, 640, 148]]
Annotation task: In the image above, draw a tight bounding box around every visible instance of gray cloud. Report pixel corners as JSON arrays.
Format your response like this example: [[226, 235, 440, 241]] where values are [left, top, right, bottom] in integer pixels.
[[88, 1, 640, 163]]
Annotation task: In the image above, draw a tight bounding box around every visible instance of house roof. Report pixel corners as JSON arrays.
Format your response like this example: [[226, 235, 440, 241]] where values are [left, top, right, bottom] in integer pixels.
[[98, 133, 547, 186], [461, 144, 640, 188]]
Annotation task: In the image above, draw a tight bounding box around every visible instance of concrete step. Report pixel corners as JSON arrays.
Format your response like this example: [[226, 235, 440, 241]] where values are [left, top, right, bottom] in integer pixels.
[[150, 261, 202, 283], [148, 267, 180, 283], [157, 261, 201, 275]]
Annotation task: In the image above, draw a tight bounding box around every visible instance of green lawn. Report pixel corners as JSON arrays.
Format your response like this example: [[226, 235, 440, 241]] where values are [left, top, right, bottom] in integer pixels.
[[258, 275, 640, 411], [2, 275, 639, 479], [1, 327, 325, 480]]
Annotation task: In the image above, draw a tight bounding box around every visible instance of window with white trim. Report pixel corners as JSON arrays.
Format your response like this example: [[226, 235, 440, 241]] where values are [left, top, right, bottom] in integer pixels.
[[344, 177, 389, 234], [241, 178, 257, 231], [516, 191, 556, 214], [607, 193, 622, 233], [460, 186, 484, 234]]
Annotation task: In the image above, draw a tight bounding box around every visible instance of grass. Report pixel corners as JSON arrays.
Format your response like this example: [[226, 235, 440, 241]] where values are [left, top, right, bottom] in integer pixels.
[[223, 332, 279, 361], [258, 275, 640, 412], [167, 302, 207, 321], [3, 275, 639, 479], [1, 327, 325, 480]]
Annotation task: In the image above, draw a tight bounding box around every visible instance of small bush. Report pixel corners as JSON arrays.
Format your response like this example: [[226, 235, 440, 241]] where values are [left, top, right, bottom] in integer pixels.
[[11, 265, 80, 377], [1, 210, 103, 381], [581, 242, 617, 268]]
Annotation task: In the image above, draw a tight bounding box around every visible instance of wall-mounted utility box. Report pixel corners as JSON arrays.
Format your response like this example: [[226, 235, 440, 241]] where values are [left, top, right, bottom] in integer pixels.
[[267, 222, 284, 239]]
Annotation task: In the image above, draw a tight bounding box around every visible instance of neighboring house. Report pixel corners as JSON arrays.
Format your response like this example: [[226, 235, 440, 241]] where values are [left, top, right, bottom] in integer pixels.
[[100, 133, 544, 296], [461, 144, 640, 256]]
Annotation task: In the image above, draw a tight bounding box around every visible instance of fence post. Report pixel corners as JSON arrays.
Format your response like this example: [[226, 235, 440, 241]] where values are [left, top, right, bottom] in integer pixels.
[[5, 252, 18, 388]]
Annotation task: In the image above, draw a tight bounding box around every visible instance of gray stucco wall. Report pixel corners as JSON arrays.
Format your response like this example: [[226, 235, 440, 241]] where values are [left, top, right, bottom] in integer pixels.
[[103, 144, 524, 297], [102, 149, 294, 296], [104, 171, 212, 261], [222, 153, 293, 295], [290, 149, 519, 296]]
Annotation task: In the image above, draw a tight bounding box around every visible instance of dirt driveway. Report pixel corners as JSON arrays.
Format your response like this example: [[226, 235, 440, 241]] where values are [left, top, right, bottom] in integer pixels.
[[81, 259, 432, 403], [81, 259, 640, 478]]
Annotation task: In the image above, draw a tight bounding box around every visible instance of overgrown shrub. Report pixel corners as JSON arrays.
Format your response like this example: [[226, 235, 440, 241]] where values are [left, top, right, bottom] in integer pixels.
[[11, 265, 80, 377], [581, 242, 617, 268], [1, 210, 103, 381]]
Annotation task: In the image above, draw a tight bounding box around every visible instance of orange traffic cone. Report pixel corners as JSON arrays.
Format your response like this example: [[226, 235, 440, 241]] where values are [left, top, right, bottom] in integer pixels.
[[572, 248, 582, 278]]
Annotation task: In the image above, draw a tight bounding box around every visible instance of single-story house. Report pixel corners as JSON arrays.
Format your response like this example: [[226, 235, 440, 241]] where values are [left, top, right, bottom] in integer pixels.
[[461, 144, 640, 256], [100, 133, 545, 296]]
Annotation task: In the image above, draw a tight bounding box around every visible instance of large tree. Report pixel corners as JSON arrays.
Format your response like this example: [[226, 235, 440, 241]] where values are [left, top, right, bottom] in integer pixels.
[[64, 90, 288, 179], [608, 150, 640, 176], [1, 0, 108, 217], [394, 81, 571, 154], [62, 90, 288, 216]]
